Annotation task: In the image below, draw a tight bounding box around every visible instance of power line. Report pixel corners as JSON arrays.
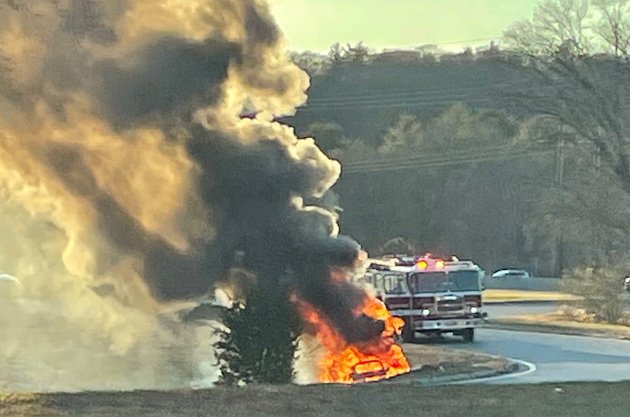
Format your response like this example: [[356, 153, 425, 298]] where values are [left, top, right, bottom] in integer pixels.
[[341, 148, 554, 174], [298, 96, 495, 111], [432, 37, 498, 46], [298, 91, 630, 112], [298, 85, 569, 111], [332, 36, 499, 52], [343, 150, 553, 174], [304, 79, 537, 104], [342, 144, 526, 168]]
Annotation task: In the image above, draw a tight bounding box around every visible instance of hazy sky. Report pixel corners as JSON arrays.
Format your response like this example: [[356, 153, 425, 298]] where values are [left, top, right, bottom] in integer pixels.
[[270, 0, 541, 53]]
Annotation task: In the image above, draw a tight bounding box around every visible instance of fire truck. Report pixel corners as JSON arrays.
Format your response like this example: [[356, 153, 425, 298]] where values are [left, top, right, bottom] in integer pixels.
[[362, 254, 487, 343]]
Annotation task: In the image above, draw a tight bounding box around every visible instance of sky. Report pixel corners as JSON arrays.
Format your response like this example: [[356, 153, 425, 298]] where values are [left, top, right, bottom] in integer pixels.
[[269, 0, 542, 53]]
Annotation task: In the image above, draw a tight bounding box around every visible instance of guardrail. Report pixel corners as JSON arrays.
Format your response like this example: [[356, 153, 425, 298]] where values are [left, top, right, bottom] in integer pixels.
[[482, 276, 561, 291]]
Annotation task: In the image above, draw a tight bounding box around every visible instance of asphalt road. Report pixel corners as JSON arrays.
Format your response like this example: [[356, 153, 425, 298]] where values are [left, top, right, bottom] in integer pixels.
[[447, 328, 630, 384], [440, 302, 630, 384]]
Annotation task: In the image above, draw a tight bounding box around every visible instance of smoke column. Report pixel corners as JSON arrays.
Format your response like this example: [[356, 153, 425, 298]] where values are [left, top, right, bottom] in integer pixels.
[[0, 0, 381, 390]]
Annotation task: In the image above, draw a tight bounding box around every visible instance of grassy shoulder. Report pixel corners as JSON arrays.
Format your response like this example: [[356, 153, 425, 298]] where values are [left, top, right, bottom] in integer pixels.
[[484, 289, 580, 303], [490, 312, 630, 339], [2, 381, 630, 417]]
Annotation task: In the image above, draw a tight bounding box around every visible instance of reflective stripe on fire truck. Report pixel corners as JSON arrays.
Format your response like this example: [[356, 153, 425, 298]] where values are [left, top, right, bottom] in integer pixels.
[[389, 309, 428, 316], [415, 318, 485, 330]]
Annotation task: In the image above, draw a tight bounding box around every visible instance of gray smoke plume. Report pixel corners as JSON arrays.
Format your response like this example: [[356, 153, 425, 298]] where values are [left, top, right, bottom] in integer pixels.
[[0, 0, 382, 390]]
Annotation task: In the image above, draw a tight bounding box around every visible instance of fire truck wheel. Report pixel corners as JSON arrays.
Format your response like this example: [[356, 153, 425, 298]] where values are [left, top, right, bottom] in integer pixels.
[[462, 328, 475, 343], [401, 320, 415, 343]]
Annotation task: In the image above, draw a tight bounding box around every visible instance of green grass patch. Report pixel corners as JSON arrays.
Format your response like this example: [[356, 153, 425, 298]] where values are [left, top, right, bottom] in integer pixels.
[[2, 382, 630, 417]]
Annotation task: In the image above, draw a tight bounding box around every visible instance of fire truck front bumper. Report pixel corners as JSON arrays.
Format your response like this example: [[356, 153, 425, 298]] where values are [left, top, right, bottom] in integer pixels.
[[414, 317, 486, 331]]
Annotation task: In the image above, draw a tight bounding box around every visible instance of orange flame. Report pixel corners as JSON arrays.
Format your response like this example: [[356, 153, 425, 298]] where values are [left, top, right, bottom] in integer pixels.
[[297, 295, 410, 384]]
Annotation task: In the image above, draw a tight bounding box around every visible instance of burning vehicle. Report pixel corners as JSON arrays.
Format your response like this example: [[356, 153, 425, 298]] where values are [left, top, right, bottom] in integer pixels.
[[361, 254, 487, 343], [296, 285, 410, 384]]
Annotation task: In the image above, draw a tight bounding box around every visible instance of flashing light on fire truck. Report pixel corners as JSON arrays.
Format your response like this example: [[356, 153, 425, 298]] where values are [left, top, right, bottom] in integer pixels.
[[414, 254, 448, 270]]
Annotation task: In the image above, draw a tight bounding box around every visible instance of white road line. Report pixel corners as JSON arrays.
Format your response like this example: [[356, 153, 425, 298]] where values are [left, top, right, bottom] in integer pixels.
[[452, 358, 537, 384]]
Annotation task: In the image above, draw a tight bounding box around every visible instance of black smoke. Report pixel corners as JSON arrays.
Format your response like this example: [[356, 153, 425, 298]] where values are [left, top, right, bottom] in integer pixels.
[[43, 144, 213, 298], [3, 0, 385, 344], [187, 128, 385, 342], [44, 127, 385, 342], [94, 37, 240, 128]]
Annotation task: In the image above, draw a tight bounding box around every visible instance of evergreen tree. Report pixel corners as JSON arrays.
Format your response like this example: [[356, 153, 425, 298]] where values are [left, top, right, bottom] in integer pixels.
[[215, 284, 301, 385]]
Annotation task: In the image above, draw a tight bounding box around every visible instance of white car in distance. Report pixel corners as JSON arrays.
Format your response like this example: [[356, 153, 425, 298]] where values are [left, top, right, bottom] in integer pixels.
[[0, 273, 19, 294], [491, 269, 531, 279]]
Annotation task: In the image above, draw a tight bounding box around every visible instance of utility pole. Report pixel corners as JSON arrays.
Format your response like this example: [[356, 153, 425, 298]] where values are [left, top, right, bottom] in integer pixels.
[[554, 125, 566, 277], [555, 135, 565, 187], [594, 146, 601, 168]]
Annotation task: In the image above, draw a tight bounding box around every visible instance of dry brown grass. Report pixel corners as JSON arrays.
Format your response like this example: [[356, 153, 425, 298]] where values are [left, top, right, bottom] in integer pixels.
[[483, 289, 579, 303], [494, 309, 630, 339], [555, 305, 630, 326], [2, 382, 630, 417], [404, 343, 505, 369]]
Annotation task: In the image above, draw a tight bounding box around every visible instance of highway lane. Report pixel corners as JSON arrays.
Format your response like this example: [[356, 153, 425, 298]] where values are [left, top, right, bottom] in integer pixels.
[[448, 328, 630, 384], [413, 301, 630, 384]]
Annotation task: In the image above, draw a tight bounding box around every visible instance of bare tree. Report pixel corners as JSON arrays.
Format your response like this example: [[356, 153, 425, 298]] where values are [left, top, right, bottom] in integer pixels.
[[345, 42, 371, 63], [503, 0, 630, 193], [327, 42, 371, 64], [504, 0, 592, 56], [328, 42, 346, 63], [503, 0, 630, 270], [593, 0, 630, 56]]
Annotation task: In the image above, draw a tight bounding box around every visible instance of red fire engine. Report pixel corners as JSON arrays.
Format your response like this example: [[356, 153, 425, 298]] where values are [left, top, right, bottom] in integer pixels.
[[362, 254, 486, 343]]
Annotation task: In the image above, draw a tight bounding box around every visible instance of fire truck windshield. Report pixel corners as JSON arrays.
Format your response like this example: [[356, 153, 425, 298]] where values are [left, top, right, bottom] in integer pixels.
[[409, 270, 481, 293], [409, 271, 448, 293], [448, 270, 481, 291]]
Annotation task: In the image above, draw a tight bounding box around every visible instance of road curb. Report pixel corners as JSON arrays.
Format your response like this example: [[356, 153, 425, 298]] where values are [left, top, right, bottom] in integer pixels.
[[388, 360, 523, 385], [448, 358, 536, 384], [417, 367, 515, 385]]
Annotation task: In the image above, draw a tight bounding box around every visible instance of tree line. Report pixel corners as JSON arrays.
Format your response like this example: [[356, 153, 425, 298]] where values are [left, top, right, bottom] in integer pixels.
[[291, 0, 630, 279]]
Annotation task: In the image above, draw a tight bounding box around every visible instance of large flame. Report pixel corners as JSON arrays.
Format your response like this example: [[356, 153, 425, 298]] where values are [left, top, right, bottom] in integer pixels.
[[297, 295, 410, 384]]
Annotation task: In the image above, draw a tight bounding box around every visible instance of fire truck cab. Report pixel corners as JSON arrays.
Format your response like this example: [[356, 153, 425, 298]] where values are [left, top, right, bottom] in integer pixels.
[[363, 254, 486, 343]]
